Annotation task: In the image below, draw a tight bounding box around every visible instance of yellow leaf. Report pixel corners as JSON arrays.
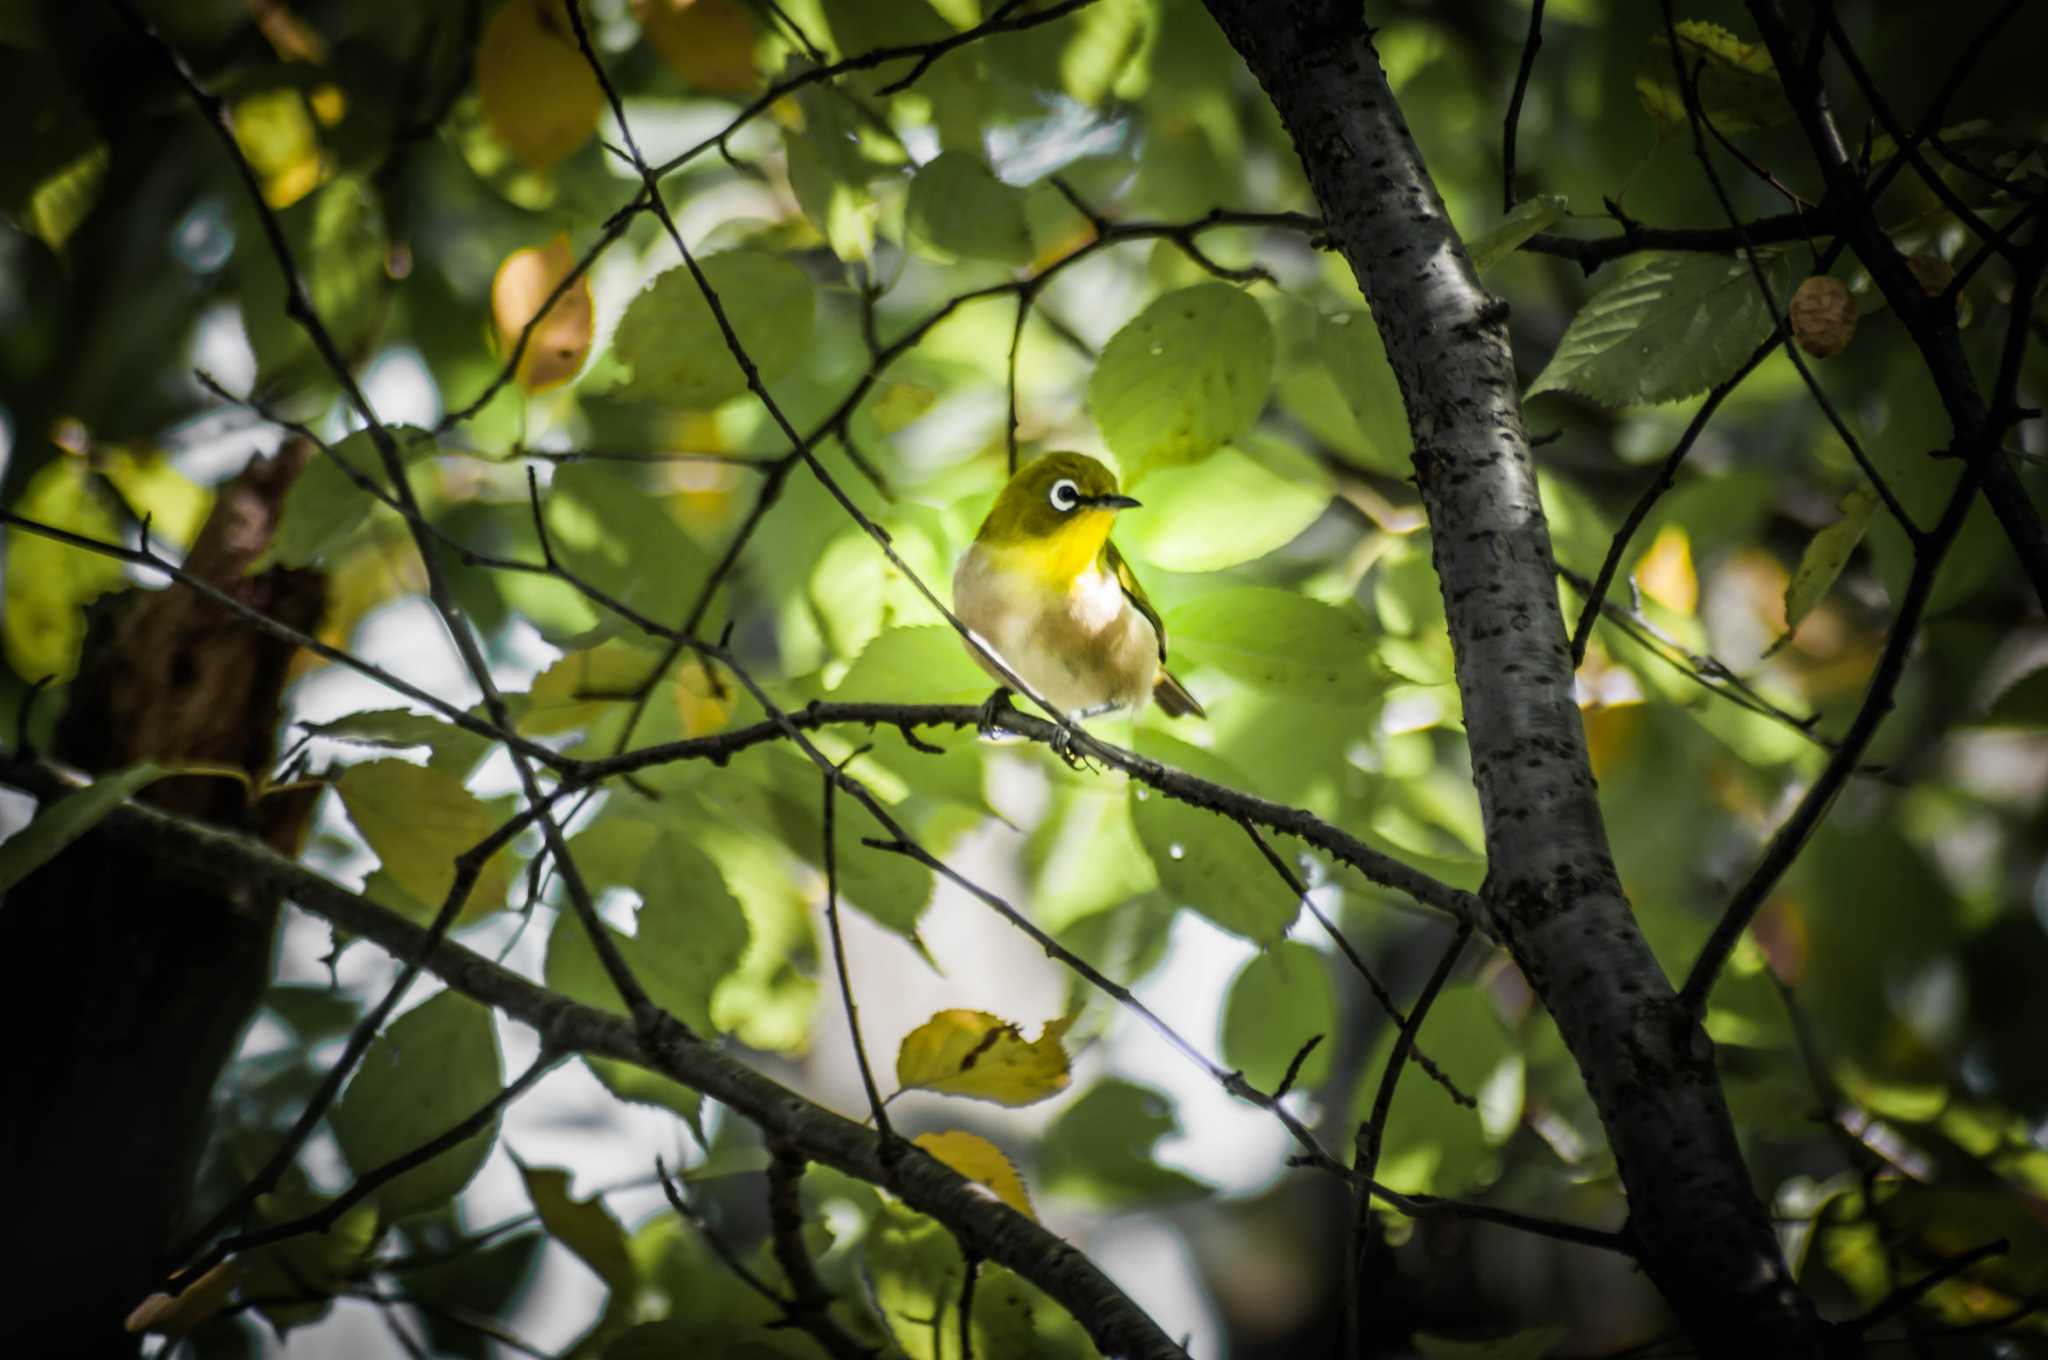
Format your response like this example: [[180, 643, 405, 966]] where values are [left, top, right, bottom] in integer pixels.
[[232, 87, 325, 208], [101, 448, 212, 548], [519, 641, 666, 736], [3, 455, 127, 681], [914, 1130, 1036, 1221], [1636, 523, 1697, 616], [125, 1261, 239, 1337], [633, 0, 760, 93], [479, 0, 604, 172], [492, 232, 595, 393], [895, 1009, 1075, 1107], [335, 759, 514, 923], [672, 659, 733, 737]]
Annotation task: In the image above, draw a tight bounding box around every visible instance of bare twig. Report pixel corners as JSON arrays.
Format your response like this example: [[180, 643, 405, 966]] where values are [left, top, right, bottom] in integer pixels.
[[766, 1142, 879, 1360], [1502, 0, 1547, 211]]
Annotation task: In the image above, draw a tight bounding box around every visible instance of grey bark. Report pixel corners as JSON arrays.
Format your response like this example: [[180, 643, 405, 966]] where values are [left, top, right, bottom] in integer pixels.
[[1196, 3, 1829, 1353]]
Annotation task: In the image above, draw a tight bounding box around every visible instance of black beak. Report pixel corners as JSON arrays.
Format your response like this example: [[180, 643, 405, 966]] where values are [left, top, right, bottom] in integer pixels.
[[1082, 493, 1141, 510]]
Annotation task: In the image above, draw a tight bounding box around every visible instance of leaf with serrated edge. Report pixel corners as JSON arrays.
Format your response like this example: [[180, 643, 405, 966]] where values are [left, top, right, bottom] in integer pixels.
[[1527, 251, 1797, 407], [913, 1130, 1036, 1220], [896, 1009, 1075, 1106]]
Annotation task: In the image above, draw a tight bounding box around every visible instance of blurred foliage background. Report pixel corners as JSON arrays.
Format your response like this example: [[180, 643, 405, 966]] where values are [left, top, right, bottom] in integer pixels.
[[2, 0, 2047, 1355]]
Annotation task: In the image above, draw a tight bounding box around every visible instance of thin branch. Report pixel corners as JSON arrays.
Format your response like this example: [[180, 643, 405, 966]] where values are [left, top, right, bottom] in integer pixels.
[[766, 1142, 879, 1360], [1237, 818, 1474, 1106], [1502, 0, 1546, 212], [875, 0, 1097, 97], [34, 776, 1191, 1360], [1347, 921, 1473, 1357], [1681, 220, 2046, 1011], [822, 769, 895, 1142], [173, 1052, 560, 1290], [957, 1248, 982, 1360], [1852, 1240, 2013, 1333], [1521, 206, 1832, 275], [657, 1157, 786, 1305], [1661, 32, 1921, 542], [163, 806, 541, 1283]]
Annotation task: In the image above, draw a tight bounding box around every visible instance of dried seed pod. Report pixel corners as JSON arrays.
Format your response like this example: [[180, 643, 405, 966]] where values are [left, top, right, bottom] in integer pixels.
[[1789, 275, 1857, 359], [1906, 252, 1955, 296]]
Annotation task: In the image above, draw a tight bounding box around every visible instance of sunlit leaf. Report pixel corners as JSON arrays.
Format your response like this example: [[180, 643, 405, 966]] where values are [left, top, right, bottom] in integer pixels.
[[334, 758, 516, 923], [1165, 586, 1380, 696], [301, 707, 495, 777], [1468, 194, 1568, 273], [542, 815, 752, 1033], [492, 232, 595, 392], [906, 152, 1033, 265], [479, 0, 604, 171], [100, 448, 210, 548], [913, 1130, 1036, 1219], [896, 1009, 1076, 1107], [1090, 283, 1274, 476], [26, 142, 109, 250], [613, 253, 815, 408], [2, 455, 126, 681], [1527, 250, 1798, 406], [1635, 523, 1697, 615], [251, 425, 437, 573], [1130, 730, 1295, 943], [830, 625, 990, 704], [330, 989, 505, 1219], [1354, 982, 1520, 1196], [1115, 438, 1331, 572]]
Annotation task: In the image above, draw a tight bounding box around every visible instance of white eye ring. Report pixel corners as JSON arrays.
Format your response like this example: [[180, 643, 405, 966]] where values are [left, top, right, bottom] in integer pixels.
[[1049, 478, 1080, 511]]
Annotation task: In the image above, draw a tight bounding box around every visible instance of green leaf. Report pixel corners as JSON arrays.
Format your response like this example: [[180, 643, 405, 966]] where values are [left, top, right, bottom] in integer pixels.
[[1040, 1077, 1210, 1206], [1765, 485, 1878, 656], [0, 762, 164, 892], [26, 142, 108, 252], [1313, 306, 1413, 476], [330, 989, 505, 1220], [829, 625, 991, 704], [1636, 21, 1786, 133], [1115, 438, 1332, 572], [3, 454, 127, 680], [1221, 942, 1335, 1091], [786, 82, 880, 264], [1090, 283, 1274, 476], [240, 176, 387, 383], [541, 461, 711, 618], [906, 152, 1033, 264], [301, 707, 494, 777], [517, 1162, 636, 1293], [1467, 194, 1568, 273], [1130, 731, 1295, 942], [1353, 982, 1520, 1196], [1165, 586, 1380, 696], [251, 425, 436, 572], [334, 759, 515, 925], [612, 252, 815, 408], [1415, 1326, 1570, 1359], [542, 816, 751, 1033], [1527, 250, 1798, 407]]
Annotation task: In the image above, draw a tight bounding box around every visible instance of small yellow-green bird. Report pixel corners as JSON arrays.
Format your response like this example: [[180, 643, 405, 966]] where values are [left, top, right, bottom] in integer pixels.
[[953, 452, 1204, 736]]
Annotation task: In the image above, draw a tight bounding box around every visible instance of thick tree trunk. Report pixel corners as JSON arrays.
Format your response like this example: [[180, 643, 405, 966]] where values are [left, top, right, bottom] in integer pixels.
[[0, 444, 322, 1356], [1198, 4, 1830, 1354]]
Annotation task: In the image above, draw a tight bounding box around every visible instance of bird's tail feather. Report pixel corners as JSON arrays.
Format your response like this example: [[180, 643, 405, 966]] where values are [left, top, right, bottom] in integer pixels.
[[1153, 670, 1205, 718]]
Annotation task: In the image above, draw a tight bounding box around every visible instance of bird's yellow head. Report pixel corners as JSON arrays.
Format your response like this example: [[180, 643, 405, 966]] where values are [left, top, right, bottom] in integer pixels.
[[971, 452, 1140, 583]]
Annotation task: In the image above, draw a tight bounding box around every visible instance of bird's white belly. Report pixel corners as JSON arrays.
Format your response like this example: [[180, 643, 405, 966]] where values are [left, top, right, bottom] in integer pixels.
[[952, 548, 1158, 715]]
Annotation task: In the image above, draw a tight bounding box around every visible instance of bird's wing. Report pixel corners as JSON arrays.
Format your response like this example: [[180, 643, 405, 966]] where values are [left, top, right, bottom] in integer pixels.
[[1102, 538, 1168, 665]]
